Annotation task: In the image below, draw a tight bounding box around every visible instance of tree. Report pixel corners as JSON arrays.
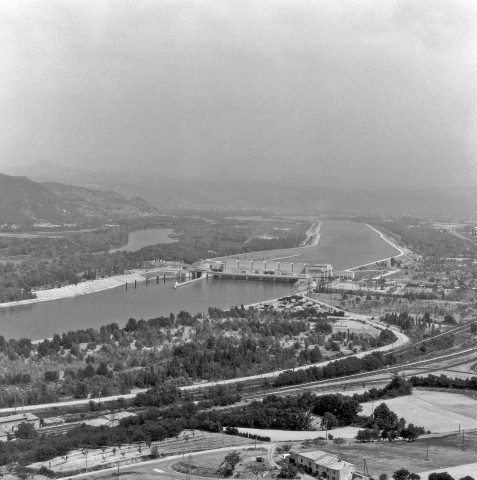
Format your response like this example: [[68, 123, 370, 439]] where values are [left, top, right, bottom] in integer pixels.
[[96, 361, 109, 377], [356, 428, 379, 443], [459, 477, 475, 480], [443, 314, 457, 325], [223, 451, 241, 470], [392, 469, 420, 480], [44, 370, 59, 382], [401, 424, 425, 442], [15, 422, 37, 440], [428, 474, 455, 480], [374, 403, 398, 429], [14, 466, 32, 480], [219, 450, 242, 477], [277, 464, 298, 479], [74, 381, 89, 399], [379, 475, 388, 480], [321, 412, 338, 431]]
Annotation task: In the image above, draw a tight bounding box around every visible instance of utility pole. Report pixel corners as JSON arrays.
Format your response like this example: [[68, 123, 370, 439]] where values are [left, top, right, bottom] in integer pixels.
[[425, 440, 429, 461], [363, 459, 369, 476]]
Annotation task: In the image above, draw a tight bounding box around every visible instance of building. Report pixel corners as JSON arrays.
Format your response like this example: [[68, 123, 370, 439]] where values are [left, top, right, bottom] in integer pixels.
[[286, 450, 355, 480], [334, 271, 355, 279], [307, 264, 333, 279], [0, 413, 40, 441]]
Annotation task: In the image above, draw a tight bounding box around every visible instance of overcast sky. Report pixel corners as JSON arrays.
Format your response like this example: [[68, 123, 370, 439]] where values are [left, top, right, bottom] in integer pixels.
[[1, 0, 476, 187]]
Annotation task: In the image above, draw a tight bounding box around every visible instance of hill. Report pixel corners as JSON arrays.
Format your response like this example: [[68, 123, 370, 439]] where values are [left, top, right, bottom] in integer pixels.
[[42, 181, 158, 220], [0, 173, 74, 225], [0, 173, 159, 225]]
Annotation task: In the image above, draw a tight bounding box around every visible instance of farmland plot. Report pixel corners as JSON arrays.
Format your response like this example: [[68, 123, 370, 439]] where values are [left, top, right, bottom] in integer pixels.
[[29, 431, 255, 473], [361, 390, 477, 433]]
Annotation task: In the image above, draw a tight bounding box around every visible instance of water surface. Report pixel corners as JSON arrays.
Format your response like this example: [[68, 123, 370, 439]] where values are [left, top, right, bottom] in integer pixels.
[[0, 279, 293, 340], [0, 220, 398, 340], [110, 228, 177, 253]]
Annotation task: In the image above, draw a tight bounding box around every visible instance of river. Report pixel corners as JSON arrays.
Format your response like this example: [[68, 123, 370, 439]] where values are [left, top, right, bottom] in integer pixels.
[[0, 220, 399, 340], [0, 279, 293, 340], [109, 228, 177, 253]]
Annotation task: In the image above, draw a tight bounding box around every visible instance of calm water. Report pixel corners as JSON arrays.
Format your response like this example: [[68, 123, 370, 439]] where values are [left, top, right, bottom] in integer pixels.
[[110, 228, 177, 253], [219, 220, 399, 271], [0, 220, 399, 340], [0, 279, 293, 340]]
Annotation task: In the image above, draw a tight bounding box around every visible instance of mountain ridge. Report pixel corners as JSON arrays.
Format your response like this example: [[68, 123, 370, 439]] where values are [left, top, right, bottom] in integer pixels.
[[3, 164, 477, 217], [0, 173, 159, 225]]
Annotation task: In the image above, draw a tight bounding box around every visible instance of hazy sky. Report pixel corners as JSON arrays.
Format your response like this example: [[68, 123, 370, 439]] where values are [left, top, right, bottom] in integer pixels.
[[1, 0, 477, 187]]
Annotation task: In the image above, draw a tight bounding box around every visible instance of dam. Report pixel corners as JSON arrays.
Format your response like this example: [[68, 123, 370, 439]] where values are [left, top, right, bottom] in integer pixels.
[[191, 259, 333, 283]]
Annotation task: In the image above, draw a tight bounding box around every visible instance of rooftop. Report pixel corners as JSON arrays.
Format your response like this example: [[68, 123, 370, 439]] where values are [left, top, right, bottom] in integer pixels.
[[0, 413, 39, 424], [295, 450, 353, 471]]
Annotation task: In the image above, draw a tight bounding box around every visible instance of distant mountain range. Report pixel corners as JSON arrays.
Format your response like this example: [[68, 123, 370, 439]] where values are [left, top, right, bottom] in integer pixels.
[[3, 163, 477, 218], [0, 172, 159, 225]]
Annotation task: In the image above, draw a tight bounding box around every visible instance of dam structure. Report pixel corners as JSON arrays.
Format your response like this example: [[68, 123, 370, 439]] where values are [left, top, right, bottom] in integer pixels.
[[191, 259, 333, 283]]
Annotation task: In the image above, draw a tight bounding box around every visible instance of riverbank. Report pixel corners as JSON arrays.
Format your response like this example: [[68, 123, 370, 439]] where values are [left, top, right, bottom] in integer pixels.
[[300, 221, 321, 247], [0, 268, 180, 309], [345, 224, 407, 272]]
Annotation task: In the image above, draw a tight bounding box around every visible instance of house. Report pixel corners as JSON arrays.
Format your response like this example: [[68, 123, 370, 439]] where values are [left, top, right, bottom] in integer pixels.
[[104, 411, 136, 427], [0, 413, 40, 441], [82, 411, 136, 428], [286, 450, 355, 480]]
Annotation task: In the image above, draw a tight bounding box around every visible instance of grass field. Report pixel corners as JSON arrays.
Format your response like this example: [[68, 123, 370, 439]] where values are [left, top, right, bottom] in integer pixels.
[[361, 390, 477, 433]]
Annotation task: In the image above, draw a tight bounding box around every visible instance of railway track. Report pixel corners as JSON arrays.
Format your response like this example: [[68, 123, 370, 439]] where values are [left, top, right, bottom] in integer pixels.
[[241, 349, 477, 401], [186, 345, 477, 402], [390, 322, 471, 356]]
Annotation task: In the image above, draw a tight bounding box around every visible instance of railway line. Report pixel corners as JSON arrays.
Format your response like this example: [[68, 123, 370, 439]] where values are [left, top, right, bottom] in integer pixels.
[[240, 348, 477, 401], [185, 344, 477, 402]]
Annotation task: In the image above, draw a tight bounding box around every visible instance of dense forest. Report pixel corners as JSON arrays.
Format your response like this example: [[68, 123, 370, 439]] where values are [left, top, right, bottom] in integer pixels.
[[409, 374, 477, 391], [272, 344, 396, 388]]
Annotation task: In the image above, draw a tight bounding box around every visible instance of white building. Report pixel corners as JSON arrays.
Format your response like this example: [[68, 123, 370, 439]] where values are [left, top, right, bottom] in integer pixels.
[[0, 413, 40, 441], [286, 450, 355, 480]]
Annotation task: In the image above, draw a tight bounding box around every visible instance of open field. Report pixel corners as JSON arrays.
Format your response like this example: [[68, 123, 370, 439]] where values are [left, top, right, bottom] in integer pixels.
[[299, 431, 477, 477], [331, 317, 380, 336], [361, 390, 477, 433]]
